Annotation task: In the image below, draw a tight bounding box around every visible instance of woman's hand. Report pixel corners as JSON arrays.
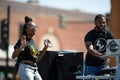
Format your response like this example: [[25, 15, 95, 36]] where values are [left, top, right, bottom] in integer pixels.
[[44, 39, 53, 48], [38, 39, 52, 62], [12, 35, 28, 59], [20, 35, 28, 50]]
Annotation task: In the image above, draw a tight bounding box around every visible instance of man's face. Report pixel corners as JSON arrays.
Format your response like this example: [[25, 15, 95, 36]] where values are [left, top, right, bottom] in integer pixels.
[[95, 17, 106, 31]]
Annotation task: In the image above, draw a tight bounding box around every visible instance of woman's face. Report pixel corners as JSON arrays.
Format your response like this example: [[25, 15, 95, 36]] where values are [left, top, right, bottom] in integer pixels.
[[26, 22, 37, 36], [95, 16, 106, 31]]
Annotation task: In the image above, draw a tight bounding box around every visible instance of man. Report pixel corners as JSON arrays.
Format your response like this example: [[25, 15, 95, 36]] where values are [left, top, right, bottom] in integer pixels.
[[84, 14, 114, 79]]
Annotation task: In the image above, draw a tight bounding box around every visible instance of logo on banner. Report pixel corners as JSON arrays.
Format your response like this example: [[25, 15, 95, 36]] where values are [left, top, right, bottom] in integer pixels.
[[106, 39, 120, 55]]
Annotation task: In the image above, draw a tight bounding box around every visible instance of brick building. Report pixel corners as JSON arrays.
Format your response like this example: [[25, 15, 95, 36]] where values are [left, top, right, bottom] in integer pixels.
[[0, 0, 96, 59], [1, 0, 120, 79]]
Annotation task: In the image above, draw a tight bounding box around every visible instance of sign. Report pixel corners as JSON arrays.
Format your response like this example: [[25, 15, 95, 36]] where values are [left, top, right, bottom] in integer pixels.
[[106, 39, 120, 56]]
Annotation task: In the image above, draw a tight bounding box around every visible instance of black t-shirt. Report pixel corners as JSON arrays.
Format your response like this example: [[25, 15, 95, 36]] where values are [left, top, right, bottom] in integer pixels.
[[14, 37, 40, 67], [84, 29, 114, 66]]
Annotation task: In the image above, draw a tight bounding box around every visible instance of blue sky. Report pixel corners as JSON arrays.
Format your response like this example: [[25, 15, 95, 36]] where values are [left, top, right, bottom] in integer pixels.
[[16, 0, 111, 15]]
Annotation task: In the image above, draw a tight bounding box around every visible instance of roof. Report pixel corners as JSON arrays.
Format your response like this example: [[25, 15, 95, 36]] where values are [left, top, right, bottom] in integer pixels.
[[0, 0, 96, 22]]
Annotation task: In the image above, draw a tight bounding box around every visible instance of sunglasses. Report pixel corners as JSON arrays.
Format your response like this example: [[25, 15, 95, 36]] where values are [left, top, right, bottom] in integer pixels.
[[28, 22, 38, 29]]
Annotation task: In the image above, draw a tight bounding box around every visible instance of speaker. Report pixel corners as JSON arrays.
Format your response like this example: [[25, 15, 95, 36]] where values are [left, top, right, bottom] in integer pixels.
[[56, 52, 83, 80], [37, 51, 83, 80], [37, 51, 57, 80]]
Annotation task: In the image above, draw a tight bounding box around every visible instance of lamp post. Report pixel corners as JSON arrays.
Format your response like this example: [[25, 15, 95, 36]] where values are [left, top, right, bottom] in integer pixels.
[[0, 5, 10, 80]]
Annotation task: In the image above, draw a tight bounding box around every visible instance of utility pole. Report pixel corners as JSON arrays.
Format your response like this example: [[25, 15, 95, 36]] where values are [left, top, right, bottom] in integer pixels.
[[1, 5, 10, 80]]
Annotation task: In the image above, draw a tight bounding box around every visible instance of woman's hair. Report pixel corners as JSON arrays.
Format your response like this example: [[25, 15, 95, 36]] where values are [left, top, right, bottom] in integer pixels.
[[22, 16, 32, 36]]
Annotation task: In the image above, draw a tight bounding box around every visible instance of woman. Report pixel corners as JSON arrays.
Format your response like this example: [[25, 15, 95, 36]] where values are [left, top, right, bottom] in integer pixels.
[[13, 16, 33, 80], [12, 16, 52, 80]]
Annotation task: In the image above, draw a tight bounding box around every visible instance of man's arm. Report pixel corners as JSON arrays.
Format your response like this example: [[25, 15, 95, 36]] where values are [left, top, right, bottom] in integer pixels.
[[85, 41, 102, 57]]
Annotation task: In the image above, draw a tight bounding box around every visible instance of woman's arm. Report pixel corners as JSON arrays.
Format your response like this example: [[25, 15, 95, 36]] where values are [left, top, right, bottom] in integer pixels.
[[38, 39, 52, 62], [12, 35, 27, 59], [12, 46, 24, 59], [37, 46, 48, 62]]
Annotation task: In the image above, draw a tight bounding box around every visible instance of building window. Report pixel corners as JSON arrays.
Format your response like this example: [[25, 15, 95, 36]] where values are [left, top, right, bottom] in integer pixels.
[[59, 14, 66, 28]]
